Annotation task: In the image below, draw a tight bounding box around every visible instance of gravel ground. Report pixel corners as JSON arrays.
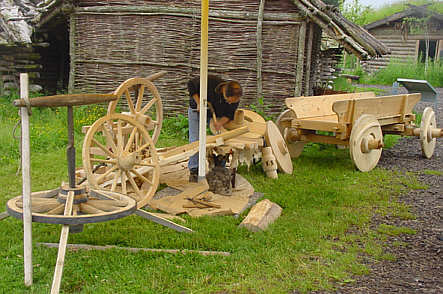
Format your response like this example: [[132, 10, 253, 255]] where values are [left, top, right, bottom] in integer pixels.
[[320, 85, 443, 293]]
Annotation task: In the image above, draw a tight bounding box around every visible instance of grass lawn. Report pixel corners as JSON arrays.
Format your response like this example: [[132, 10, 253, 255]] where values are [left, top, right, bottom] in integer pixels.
[[0, 98, 423, 293]]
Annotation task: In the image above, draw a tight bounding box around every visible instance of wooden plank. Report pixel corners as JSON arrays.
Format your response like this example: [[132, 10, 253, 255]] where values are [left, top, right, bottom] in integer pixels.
[[285, 92, 375, 119], [37, 242, 230, 256], [239, 199, 282, 232], [293, 119, 342, 132], [50, 191, 74, 294], [135, 209, 193, 233]]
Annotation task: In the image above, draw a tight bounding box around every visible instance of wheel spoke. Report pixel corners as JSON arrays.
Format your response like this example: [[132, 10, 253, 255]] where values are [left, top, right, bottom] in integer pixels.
[[135, 142, 152, 154], [131, 168, 153, 187], [102, 121, 118, 152], [87, 200, 120, 212], [140, 98, 156, 115], [46, 204, 65, 215], [135, 85, 145, 111], [125, 89, 136, 114], [116, 119, 124, 151], [96, 165, 118, 184], [111, 169, 120, 191], [124, 127, 138, 152], [125, 171, 143, 200], [90, 158, 116, 164], [121, 171, 127, 194], [91, 138, 116, 158]]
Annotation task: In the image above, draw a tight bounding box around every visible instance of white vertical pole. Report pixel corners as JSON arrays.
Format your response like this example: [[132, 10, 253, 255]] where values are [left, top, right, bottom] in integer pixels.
[[20, 73, 33, 286], [198, 0, 209, 181]]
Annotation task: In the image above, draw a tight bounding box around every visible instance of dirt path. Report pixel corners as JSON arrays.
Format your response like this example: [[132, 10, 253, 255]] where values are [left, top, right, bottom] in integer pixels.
[[327, 85, 443, 293]]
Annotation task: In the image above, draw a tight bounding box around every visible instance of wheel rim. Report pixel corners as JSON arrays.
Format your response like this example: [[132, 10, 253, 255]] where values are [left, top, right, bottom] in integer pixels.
[[82, 114, 160, 209], [108, 77, 163, 144], [265, 121, 293, 174], [420, 107, 436, 159], [349, 114, 383, 172], [6, 188, 136, 225]]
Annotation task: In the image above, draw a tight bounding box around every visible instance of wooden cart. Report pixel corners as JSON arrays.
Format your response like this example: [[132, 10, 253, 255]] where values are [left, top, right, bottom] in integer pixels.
[[276, 92, 442, 172]]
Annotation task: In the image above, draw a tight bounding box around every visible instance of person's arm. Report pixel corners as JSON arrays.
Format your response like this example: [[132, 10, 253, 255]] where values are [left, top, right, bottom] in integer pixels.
[[192, 93, 200, 111], [214, 116, 230, 131]]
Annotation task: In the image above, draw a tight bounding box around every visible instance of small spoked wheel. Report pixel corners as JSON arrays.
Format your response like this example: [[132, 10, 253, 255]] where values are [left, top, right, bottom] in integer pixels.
[[276, 109, 305, 158], [108, 77, 163, 144], [82, 113, 160, 209], [349, 114, 383, 172], [6, 187, 137, 225], [420, 107, 437, 159]]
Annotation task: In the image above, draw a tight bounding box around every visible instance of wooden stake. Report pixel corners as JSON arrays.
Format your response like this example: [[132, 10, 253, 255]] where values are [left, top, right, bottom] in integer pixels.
[[295, 22, 306, 97], [20, 73, 32, 287]]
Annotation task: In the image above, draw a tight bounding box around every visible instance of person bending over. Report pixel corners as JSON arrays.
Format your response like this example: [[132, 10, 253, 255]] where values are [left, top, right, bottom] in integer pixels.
[[187, 74, 242, 182]]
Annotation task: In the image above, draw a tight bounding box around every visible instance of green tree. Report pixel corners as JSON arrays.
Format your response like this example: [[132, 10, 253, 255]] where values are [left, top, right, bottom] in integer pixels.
[[340, 0, 374, 25]]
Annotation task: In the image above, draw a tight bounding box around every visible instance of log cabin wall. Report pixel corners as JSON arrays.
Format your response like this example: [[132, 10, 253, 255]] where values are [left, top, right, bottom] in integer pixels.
[[70, 0, 316, 116], [362, 16, 442, 74]]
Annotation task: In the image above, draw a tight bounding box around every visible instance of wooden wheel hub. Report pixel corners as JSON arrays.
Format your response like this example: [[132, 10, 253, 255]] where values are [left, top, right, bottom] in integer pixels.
[[117, 151, 137, 171], [276, 109, 305, 158]]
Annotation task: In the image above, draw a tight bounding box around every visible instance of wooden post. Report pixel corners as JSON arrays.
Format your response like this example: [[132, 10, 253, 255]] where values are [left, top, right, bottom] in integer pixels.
[[198, 0, 209, 181], [68, 14, 76, 94], [20, 73, 33, 286], [304, 23, 314, 96], [295, 22, 306, 97], [256, 0, 265, 104]]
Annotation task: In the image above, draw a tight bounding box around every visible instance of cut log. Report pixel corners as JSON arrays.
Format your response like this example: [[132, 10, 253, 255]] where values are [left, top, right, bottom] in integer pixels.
[[239, 199, 282, 232]]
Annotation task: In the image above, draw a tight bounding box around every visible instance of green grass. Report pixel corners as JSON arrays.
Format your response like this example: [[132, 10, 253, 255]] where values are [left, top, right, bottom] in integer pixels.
[[0, 94, 424, 293]]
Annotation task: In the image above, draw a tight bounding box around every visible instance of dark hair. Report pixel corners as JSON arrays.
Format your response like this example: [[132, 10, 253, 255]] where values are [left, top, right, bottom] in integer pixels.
[[215, 80, 243, 98]]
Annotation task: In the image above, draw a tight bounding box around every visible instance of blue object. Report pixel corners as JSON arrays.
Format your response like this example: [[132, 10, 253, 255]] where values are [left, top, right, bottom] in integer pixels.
[[396, 78, 437, 103]]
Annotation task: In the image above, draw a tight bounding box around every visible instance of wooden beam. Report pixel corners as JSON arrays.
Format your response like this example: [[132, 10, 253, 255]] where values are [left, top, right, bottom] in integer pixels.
[[256, 0, 265, 104], [304, 22, 314, 96], [239, 199, 282, 232], [135, 209, 193, 233], [295, 22, 306, 97], [37, 242, 231, 257]]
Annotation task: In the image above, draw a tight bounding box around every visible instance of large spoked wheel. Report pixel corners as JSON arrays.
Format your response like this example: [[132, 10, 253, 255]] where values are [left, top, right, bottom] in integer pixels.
[[82, 113, 160, 209], [6, 187, 136, 225], [108, 77, 163, 144], [349, 114, 383, 172], [276, 109, 305, 158], [420, 107, 437, 159]]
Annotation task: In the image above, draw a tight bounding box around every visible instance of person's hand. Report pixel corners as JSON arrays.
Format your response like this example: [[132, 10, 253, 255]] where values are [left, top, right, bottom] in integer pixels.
[[214, 120, 222, 131]]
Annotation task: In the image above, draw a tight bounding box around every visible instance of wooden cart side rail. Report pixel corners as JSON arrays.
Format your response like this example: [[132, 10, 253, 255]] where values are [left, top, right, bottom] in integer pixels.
[[284, 92, 375, 119], [332, 93, 421, 125]]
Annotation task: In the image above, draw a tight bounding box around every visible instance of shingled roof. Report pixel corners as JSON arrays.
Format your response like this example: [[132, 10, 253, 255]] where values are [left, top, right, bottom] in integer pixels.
[[1, 0, 389, 59]]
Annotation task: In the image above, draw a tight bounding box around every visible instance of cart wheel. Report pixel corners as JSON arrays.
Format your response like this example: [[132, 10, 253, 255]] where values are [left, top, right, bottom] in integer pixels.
[[242, 109, 265, 124], [420, 107, 437, 159], [6, 188, 136, 225], [108, 77, 163, 144], [265, 121, 293, 174], [83, 113, 160, 209], [276, 109, 305, 158], [350, 114, 383, 172]]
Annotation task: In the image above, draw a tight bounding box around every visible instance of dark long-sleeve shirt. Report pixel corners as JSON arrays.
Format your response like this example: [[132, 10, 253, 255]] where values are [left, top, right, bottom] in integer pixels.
[[187, 75, 239, 120]]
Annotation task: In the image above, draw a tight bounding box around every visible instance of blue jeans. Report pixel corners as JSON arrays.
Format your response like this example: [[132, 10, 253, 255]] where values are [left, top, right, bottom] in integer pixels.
[[188, 108, 211, 171]]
